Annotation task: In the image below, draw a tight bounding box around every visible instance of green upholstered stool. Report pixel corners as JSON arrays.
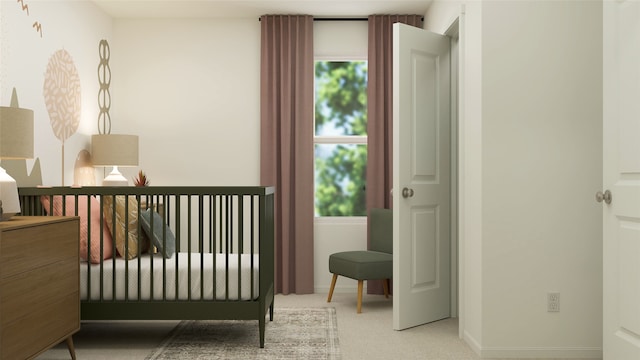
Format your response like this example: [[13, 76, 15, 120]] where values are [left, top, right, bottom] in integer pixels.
[[327, 208, 392, 313]]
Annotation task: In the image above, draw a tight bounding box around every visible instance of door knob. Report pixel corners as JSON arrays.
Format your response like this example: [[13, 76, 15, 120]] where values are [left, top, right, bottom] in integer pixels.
[[402, 187, 414, 198], [596, 190, 612, 204]]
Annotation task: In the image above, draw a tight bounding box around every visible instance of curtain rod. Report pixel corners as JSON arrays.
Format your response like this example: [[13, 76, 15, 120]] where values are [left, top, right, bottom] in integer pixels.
[[314, 17, 367, 21], [258, 17, 366, 21], [258, 17, 423, 22]]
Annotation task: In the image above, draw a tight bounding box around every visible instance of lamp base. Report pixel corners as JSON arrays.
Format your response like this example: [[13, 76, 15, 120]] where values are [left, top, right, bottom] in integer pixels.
[[0, 166, 21, 220], [0, 200, 17, 221], [102, 166, 129, 187]]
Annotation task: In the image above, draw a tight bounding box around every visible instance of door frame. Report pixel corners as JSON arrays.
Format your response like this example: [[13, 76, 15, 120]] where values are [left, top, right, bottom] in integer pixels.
[[445, 17, 460, 320], [418, 11, 461, 324], [438, 11, 467, 338]]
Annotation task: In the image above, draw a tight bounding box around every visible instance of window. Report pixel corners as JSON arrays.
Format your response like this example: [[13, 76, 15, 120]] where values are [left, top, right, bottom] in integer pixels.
[[314, 61, 367, 216]]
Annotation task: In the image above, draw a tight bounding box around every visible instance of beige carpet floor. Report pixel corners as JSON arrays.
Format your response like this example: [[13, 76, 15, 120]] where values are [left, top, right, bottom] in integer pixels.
[[38, 293, 597, 360]]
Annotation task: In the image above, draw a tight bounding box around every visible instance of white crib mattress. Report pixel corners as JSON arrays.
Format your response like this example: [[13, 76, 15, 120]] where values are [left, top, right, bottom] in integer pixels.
[[81, 252, 260, 301]]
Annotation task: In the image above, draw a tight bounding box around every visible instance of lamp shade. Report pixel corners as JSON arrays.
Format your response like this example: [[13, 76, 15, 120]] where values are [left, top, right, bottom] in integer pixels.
[[0, 106, 34, 159], [0, 88, 35, 220], [91, 134, 138, 167]]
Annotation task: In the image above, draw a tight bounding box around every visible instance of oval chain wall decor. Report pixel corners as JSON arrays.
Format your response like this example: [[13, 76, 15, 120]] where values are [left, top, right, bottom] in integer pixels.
[[98, 40, 111, 135]]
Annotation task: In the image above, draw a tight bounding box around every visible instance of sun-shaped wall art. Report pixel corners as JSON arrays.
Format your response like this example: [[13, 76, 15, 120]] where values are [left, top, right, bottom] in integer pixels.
[[43, 49, 81, 185]]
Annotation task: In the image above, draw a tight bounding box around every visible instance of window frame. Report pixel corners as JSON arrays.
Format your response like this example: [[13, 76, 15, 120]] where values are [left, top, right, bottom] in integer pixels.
[[313, 59, 368, 219]]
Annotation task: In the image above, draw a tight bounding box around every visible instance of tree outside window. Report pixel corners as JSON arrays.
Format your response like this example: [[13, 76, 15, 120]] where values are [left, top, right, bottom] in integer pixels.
[[314, 61, 367, 216]]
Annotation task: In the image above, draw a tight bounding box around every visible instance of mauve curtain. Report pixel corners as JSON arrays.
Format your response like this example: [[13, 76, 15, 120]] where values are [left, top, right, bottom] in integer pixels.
[[260, 15, 315, 294], [366, 14, 423, 294]]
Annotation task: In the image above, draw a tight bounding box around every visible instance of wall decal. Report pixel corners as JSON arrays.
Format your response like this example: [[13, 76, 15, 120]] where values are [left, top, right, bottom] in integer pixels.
[[32, 22, 43, 37], [2, 158, 42, 187], [98, 39, 111, 134], [43, 49, 81, 185], [17, 0, 29, 15], [16, 0, 43, 38]]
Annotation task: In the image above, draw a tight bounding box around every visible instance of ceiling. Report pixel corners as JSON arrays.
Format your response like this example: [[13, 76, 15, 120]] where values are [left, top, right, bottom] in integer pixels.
[[90, 0, 433, 19]]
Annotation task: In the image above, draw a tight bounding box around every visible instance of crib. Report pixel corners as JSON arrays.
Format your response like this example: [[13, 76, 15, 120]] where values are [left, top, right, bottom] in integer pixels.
[[18, 186, 275, 348]]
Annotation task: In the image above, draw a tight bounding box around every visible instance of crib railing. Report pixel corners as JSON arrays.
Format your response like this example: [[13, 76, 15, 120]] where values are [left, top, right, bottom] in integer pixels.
[[18, 186, 274, 306]]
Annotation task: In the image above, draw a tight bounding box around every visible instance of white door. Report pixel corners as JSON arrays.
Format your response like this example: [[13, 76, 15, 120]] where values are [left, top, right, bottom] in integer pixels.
[[603, 1, 640, 358], [392, 23, 450, 330]]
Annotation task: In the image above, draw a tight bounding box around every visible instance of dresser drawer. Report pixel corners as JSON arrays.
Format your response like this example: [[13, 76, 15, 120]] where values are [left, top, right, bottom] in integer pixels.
[[0, 292, 79, 360], [0, 220, 78, 279], [0, 259, 78, 325]]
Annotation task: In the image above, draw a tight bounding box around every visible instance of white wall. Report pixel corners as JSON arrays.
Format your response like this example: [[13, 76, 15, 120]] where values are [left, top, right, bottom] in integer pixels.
[[314, 20, 368, 60], [315, 217, 367, 293], [0, 0, 113, 186], [481, 1, 602, 356], [461, 1, 484, 352], [424, 0, 462, 35], [427, 0, 603, 358], [111, 18, 261, 186]]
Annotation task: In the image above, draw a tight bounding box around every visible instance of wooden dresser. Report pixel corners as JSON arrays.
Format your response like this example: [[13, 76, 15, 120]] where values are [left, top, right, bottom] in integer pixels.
[[0, 216, 80, 360]]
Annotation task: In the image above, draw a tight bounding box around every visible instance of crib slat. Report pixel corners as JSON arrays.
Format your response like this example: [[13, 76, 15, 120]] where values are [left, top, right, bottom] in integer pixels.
[[162, 195, 168, 301], [174, 195, 180, 301], [251, 195, 255, 301], [111, 197, 120, 302], [199, 194, 204, 301], [238, 195, 243, 301], [212, 195, 217, 300], [187, 195, 192, 301], [227, 195, 231, 300]]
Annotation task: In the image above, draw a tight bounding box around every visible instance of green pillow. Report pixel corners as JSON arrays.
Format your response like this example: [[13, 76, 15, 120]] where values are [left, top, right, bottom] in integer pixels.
[[140, 208, 176, 258]]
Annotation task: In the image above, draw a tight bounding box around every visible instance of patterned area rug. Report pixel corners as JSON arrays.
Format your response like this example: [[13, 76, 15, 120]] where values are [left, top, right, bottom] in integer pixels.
[[146, 307, 341, 359]]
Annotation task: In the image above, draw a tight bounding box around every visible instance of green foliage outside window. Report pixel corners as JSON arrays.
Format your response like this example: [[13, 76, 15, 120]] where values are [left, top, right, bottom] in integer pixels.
[[314, 61, 368, 216]]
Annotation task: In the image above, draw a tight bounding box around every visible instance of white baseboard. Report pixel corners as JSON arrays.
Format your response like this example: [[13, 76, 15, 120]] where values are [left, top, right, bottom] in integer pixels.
[[315, 284, 364, 294], [463, 331, 601, 359], [479, 347, 602, 359], [463, 330, 482, 356]]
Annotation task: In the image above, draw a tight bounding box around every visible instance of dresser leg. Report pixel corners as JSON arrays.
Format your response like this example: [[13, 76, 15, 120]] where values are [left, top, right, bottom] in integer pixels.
[[66, 336, 76, 360]]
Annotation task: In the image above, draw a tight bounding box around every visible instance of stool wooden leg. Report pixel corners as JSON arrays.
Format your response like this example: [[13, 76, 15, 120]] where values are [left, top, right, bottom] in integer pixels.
[[327, 273, 338, 302], [357, 280, 363, 314], [382, 278, 390, 299], [66, 336, 76, 360]]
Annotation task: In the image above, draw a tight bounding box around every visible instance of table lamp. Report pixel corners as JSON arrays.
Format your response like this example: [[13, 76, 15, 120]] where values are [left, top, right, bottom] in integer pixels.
[[0, 88, 34, 220], [91, 134, 138, 186]]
